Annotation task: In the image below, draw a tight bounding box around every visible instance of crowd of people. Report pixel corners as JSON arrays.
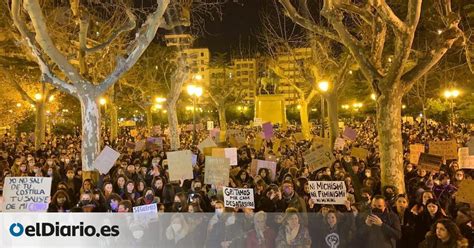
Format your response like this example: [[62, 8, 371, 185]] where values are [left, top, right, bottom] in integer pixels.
[[0, 118, 473, 248]]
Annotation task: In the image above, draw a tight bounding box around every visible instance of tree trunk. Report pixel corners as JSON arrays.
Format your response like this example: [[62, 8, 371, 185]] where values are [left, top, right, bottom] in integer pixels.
[[326, 92, 338, 149], [34, 100, 46, 150], [299, 100, 310, 139], [218, 105, 227, 132], [110, 104, 118, 141], [376, 88, 405, 192], [79, 94, 101, 171], [146, 106, 153, 131], [422, 103, 428, 134], [167, 101, 180, 150]]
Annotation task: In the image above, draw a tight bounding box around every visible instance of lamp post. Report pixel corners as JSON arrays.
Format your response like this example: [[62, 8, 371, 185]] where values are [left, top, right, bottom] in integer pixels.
[[443, 89, 459, 129], [99, 97, 107, 128], [187, 84, 203, 144], [318, 81, 329, 138]]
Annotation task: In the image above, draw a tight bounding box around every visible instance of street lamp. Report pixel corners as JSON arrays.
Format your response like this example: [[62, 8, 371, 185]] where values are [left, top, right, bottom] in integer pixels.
[[318, 81, 329, 137], [443, 88, 460, 129], [34, 93, 42, 101], [370, 94, 376, 101], [187, 83, 203, 144], [99, 98, 107, 105]]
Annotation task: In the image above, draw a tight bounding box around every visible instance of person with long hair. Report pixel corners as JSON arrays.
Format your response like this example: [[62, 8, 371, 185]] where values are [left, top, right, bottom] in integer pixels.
[[414, 199, 447, 246], [275, 208, 311, 247], [47, 189, 72, 212], [419, 218, 469, 248], [392, 194, 416, 248]]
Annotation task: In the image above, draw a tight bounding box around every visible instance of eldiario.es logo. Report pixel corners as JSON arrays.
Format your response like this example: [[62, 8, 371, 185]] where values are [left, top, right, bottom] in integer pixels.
[[9, 222, 119, 237]]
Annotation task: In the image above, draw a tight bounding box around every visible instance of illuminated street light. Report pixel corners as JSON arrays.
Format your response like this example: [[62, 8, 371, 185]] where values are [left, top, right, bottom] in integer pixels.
[[154, 104, 162, 110], [155, 97, 166, 103], [34, 93, 42, 101], [402, 104, 407, 109], [188, 76, 203, 144], [318, 81, 329, 92], [443, 88, 460, 129], [371, 94, 376, 101], [99, 98, 107, 105], [296, 105, 301, 110], [49, 95, 55, 102], [16, 103, 22, 108], [341, 105, 350, 110]]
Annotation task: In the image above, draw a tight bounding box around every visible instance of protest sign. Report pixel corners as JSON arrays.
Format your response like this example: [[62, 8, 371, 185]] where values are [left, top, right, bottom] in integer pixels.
[[207, 121, 214, 131], [254, 160, 277, 180], [418, 153, 443, 171], [429, 140, 458, 160], [132, 203, 158, 223], [351, 147, 369, 161], [93, 146, 120, 174], [409, 144, 425, 164], [197, 137, 217, 152], [2, 177, 52, 212], [334, 138, 345, 150], [304, 144, 335, 172], [212, 148, 237, 166], [467, 137, 474, 156], [309, 181, 347, 205], [262, 122, 273, 140], [456, 180, 474, 205], [167, 150, 193, 181], [204, 157, 230, 186], [458, 147, 474, 169], [342, 127, 357, 141], [223, 187, 255, 209]]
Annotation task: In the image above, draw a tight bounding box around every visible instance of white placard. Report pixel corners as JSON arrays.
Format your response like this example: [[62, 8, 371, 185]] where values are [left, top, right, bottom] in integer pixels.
[[223, 187, 254, 209], [459, 147, 474, 169], [197, 137, 217, 152], [93, 146, 120, 174], [309, 181, 347, 205], [225, 147, 238, 166], [2, 177, 52, 212], [207, 121, 214, 131]]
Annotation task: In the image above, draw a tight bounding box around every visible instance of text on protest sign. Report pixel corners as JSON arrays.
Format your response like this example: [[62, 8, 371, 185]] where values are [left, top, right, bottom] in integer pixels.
[[3, 177, 52, 212], [429, 140, 458, 160], [418, 153, 443, 172], [167, 150, 194, 181], [304, 144, 335, 172], [409, 144, 425, 164], [93, 146, 120, 174], [223, 187, 255, 209], [133, 203, 158, 223], [204, 156, 230, 187], [309, 181, 347, 205], [458, 147, 474, 169]]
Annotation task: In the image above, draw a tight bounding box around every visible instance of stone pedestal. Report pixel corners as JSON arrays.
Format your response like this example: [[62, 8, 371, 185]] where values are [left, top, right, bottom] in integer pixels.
[[255, 95, 286, 125]]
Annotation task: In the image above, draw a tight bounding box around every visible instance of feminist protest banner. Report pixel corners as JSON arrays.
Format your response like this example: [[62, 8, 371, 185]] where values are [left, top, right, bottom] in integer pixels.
[[2, 177, 52, 212], [309, 181, 347, 205], [93, 146, 120, 174], [351, 147, 369, 161], [223, 187, 255, 209], [167, 150, 193, 181], [409, 144, 425, 164], [304, 144, 335, 171], [204, 157, 230, 187], [429, 140, 458, 160], [418, 153, 443, 171], [458, 147, 474, 169]]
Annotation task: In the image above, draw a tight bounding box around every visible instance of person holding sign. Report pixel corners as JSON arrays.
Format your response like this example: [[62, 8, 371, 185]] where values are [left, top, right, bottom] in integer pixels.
[[359, 195, 401, 248]]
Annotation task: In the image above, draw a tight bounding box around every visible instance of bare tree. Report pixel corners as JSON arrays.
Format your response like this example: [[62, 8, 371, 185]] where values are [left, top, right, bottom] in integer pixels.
[[10, 0, 191, 172], [277, 0, 465, 191]]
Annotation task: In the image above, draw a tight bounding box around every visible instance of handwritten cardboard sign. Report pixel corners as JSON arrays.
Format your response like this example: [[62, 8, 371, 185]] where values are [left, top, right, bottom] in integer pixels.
[[204, 157, 230, 186], [456, 180, 474, 205], [429, 140, 458, 160], [458, 147, 474, 169], [334, 138, 345, 151], [2, 177, 52, 212], [409, 144, 425, 165], [351, 147, 369, 161], [223, 187, 254, 209], [93, 146, 120, 174], [304, 144, 335, 172], [167, 150, 193, 181], [206, 121, 214, 131], [133, 203, 158, 223], [253, 160, 277, 180], [309, 181, 347, 205], [418, 153, 443, 171]]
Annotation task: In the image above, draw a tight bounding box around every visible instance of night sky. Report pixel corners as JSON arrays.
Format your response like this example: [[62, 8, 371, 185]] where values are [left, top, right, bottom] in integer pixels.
[[194, 0, 267, 56]]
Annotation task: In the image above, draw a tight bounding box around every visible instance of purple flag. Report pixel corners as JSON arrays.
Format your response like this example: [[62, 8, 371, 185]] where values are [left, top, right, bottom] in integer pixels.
[[262, 122, 273, 140], [343, 127, 357, 141]]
